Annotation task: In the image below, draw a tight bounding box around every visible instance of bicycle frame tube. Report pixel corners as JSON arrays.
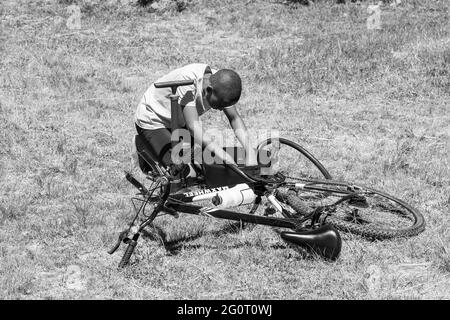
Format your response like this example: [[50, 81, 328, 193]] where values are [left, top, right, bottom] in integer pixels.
[[165, 200, 300, 230], [285, 181, 355, 195], [169, 185, 234, 203]]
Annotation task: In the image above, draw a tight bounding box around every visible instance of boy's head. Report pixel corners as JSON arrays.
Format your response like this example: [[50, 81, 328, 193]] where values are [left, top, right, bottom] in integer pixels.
[[204, 69, 242, 110]]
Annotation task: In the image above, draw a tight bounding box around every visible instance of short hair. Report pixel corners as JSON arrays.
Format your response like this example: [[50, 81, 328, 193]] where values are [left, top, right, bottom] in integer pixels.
[[209, 69, 242, 105]]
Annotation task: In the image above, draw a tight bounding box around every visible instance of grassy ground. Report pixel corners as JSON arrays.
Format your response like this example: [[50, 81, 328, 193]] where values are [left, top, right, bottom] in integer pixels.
[[0, 0, 449, 299]]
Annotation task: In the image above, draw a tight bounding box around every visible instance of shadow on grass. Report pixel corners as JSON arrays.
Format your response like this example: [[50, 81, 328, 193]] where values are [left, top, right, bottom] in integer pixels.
[[140, 220, 345, 261], [141, 221, 286, 255]]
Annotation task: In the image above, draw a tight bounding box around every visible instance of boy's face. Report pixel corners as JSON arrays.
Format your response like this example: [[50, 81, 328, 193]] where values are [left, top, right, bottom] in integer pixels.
[[203, 87, 234, 111]]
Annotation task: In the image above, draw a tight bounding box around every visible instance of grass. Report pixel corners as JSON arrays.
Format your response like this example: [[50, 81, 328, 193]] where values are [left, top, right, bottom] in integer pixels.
[[0, 0, 449, 299]]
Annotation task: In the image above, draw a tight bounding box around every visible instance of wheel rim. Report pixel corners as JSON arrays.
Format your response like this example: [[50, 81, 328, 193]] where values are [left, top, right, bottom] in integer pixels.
[[257, 138, 332, 181], [285, 183, 425, 239]]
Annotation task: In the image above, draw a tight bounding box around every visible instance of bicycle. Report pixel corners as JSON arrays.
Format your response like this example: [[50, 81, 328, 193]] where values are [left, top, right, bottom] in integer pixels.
[[108, 80, 426, 267]]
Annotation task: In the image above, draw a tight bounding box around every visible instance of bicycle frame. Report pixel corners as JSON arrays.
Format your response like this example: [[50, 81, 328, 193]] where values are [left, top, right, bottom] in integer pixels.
[[126, 164, 306, 232], [113, 158, 343, 264]]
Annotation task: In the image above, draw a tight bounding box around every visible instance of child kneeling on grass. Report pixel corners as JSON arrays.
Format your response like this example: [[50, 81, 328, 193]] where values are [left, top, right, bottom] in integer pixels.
[[134, 63, 257, 176]]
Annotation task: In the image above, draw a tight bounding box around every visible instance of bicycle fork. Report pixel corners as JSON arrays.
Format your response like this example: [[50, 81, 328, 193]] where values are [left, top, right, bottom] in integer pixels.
[[108, 176, 171, 268]]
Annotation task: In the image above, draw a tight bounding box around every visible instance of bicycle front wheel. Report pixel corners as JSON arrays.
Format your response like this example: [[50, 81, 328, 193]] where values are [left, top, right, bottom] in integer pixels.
[[257, 138, 332, 181], [281, 181, 425, 239]]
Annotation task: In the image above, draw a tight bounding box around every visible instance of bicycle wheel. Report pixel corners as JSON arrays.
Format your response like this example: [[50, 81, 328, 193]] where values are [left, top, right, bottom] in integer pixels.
[[257, 138, 332, 181], [279, 180, 425, 239]]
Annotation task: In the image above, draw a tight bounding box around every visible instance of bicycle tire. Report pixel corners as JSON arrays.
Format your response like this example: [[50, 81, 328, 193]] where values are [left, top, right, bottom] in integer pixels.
[[277, 182, 425, 239], [257, 138, 332, 180]]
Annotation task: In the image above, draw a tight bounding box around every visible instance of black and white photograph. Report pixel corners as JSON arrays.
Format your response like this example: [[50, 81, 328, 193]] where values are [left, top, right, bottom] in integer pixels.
[[0, 0, 448, 302]]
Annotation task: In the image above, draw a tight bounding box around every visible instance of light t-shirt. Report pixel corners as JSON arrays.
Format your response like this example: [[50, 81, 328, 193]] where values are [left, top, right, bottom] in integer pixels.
[[135, 63, 217, 131]]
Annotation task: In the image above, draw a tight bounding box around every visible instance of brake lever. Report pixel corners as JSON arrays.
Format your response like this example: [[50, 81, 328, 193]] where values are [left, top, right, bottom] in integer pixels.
[[108, 230, 129, 255]]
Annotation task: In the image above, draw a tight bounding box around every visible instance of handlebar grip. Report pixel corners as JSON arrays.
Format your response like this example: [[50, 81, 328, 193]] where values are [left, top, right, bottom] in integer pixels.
[[118, 240, 137, 268], [108, 239, 121, 255], [154, 79, 194, 89], [125, 171, 149, 195]]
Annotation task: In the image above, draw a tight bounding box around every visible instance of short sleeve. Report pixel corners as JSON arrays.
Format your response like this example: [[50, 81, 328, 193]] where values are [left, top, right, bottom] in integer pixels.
[[177, 82, 196, 108]]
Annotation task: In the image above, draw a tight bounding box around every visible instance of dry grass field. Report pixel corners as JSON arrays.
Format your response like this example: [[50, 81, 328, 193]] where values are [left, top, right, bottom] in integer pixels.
[[0, 0, 449, 299]]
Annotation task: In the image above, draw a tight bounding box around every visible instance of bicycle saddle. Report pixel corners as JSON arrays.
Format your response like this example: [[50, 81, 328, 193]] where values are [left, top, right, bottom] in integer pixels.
[[280, 224, 342, 261]]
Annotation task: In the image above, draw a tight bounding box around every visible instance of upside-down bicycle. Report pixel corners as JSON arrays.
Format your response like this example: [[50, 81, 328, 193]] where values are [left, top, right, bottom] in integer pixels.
[[108, 80, 425, 267]]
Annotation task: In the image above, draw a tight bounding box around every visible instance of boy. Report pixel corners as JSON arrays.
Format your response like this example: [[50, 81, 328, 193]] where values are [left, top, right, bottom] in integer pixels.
[[134, 63, 257, 174]]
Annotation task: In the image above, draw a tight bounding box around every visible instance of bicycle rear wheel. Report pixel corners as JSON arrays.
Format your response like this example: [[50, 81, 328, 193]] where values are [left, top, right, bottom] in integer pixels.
[[279, 181, 425, 239], [257, 138, 332, 181]]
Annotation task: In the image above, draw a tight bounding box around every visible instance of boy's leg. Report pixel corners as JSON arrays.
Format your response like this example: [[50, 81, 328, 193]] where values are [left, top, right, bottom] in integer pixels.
[[135, 124, 198, 180], [135, 124, 173, 168]]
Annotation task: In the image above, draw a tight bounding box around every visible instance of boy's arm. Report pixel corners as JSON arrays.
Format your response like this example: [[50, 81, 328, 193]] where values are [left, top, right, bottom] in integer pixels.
[[182, 105, 237, 165], [223, 106, 258, 166]]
